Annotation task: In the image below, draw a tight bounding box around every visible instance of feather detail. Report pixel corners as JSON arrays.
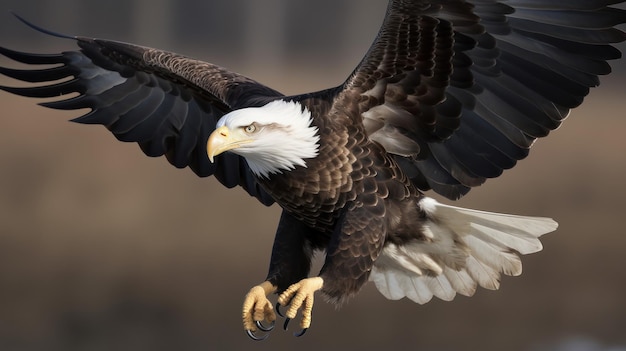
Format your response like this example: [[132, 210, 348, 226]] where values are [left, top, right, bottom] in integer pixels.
[[215, 100, 320, 178], [370, 198, 557, 303]]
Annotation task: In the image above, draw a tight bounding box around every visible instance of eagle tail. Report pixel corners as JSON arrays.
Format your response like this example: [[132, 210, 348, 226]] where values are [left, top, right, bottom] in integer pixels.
[[369, 198, 558, 304]]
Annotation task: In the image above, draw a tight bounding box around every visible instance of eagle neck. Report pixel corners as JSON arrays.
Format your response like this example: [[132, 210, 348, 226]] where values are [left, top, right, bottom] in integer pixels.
[[257, 112, 356, 231]]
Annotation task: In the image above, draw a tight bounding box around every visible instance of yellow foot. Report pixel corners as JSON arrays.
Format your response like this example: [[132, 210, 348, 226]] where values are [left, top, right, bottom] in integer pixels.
[[242, 281, 277, 340], [277, 277, 324, 332]]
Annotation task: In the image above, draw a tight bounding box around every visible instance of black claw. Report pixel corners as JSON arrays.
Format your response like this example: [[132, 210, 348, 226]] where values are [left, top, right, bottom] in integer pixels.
[[246, 329, 269, 341], [275, 302, 285, 318], [255, 320, 275, 332], [294, 328, 308, 337], [283, 317, 291, 331], [276, 302, 308, 337]]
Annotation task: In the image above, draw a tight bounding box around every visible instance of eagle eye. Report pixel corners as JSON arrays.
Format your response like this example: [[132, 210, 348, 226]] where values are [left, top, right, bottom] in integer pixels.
[[244, 124, 257, 133]]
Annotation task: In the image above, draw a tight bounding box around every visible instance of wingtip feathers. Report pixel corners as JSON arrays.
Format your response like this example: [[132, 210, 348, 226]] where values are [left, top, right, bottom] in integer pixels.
[[9, 11, 76, 40]]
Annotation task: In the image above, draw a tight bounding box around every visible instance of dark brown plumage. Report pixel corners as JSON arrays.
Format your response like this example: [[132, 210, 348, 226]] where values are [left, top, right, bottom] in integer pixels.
[[257, 100, 422, 302], [1, 0, 625, 339]]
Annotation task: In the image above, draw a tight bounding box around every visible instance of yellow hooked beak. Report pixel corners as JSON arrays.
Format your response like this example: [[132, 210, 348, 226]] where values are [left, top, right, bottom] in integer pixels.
[[207, 126, 252, 162]]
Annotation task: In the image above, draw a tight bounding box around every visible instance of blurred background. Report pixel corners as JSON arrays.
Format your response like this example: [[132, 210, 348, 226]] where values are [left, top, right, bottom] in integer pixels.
[[0, 1, 625, 350]]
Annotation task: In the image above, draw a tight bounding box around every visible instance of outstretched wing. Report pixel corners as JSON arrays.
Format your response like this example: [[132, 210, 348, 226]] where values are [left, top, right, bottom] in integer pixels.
[[0, 18, 281, 205], [296, 0, 626, 200]]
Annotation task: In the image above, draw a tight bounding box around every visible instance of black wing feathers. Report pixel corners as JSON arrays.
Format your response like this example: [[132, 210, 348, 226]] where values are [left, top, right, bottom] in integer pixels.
[[0, 26, 281, 205], [292, 0, 626, 200], [2, 3, 626, 202]]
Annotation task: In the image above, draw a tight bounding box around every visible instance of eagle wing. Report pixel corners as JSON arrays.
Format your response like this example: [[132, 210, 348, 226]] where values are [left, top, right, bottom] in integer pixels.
[[293, 0, 626, 200], [0, 18, 282, 205]]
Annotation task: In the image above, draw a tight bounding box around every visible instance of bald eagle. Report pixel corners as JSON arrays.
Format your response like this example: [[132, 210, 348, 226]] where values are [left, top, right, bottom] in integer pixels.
[[1, 1, 625, 340]]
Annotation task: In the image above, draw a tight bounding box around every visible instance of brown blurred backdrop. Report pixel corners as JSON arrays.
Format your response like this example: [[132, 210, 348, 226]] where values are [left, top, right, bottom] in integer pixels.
[[0, 1, 625, 350]]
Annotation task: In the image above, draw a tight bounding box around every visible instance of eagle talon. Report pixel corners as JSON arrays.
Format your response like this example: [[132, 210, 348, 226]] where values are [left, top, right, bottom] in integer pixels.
[[255, 320, 275, 332], [294, 328, 308, 337], [276, 277, 324, 334], [275, 302, 285, 318], [283, 317, 291, 331], [242, 282, 278, 338], [283, 318, 307, 337], [246, 329, 270, 341]]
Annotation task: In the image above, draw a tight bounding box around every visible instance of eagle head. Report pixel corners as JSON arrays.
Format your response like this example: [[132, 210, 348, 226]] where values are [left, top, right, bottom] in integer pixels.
[[207, 100, 320, 178]]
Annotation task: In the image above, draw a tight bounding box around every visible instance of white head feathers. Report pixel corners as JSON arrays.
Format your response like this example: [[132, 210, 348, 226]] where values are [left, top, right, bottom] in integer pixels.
[[215, 100, 320, 178]]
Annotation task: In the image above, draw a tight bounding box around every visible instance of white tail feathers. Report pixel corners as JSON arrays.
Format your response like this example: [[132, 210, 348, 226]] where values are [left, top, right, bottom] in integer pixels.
[[369, 198, 558, 304]]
